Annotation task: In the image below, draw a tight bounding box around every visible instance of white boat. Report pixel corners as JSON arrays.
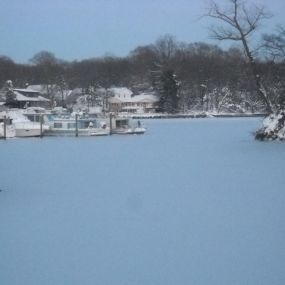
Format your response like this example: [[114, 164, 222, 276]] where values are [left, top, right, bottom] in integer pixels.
[[7, 110, 50, 137], [45, 117, 110, 136], [110, 117, 146, 134], [13, 122, 48, 137]]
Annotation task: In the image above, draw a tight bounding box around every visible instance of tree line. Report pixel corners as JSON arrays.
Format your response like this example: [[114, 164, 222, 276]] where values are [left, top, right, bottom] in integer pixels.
[[1, 0, 284, 113]]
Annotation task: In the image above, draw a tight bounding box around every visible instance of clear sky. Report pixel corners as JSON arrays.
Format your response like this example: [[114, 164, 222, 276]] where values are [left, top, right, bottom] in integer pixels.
[[0, 0, 284, 63]]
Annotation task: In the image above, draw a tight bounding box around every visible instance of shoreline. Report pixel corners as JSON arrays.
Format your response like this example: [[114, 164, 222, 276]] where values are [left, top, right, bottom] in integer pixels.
[[129, 113, 267, 119]]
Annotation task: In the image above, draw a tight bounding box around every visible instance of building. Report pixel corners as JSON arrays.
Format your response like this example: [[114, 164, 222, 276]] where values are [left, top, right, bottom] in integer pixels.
[[27, 85, 72, 106], [108, 88, 159, 113], [2, 88, 50, 108]]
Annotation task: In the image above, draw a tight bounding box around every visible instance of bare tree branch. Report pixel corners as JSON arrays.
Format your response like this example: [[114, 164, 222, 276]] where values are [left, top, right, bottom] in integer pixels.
[[263, 25, 285, 61], [204, 0, 274, 113]]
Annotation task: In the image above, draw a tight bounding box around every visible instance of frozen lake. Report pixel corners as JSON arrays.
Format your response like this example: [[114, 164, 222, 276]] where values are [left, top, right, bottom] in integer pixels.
[[1, 118, 285, 285]]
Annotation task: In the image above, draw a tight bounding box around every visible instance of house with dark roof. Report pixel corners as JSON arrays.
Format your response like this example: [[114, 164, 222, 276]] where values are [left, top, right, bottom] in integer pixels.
[[0, 88, 50, 108]]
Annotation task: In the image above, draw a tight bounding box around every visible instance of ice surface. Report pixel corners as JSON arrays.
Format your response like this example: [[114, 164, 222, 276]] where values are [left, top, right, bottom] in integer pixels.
[[0, 118, 285, 285]]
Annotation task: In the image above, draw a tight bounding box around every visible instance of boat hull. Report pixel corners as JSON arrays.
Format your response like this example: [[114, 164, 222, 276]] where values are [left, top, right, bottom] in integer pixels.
[[15, 128, 41, 137], [13, 122, 49, 137], [111, 127, 146, 135], [45, 128, 110, 137], [0, 125, 16, 138]]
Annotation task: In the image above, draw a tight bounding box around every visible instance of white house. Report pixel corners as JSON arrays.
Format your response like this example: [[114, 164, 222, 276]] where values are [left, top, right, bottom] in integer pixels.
[[108, 88, 159, 113]]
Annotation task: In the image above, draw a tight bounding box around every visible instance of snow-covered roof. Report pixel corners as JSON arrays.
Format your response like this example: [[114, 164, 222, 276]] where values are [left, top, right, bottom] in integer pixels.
[[109, 87, 133, 99], [14, 88, 39, 94], [129, 94, 159, 103], [108, 97, 124, 104], [14, 91, 50, 102], [70, 88, 83, 95], [27, 85, 53, 92], [26, 85, 42, 91], [109, 93, 159, 104], [27, 85, 73, 99]]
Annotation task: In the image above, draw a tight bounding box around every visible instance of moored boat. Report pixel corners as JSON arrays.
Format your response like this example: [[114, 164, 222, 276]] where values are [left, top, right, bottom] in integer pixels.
[[110, 117, 146, 134], [13, 122, 49, 137], [7, 109, 50, 137], [45, 117, 110, 136]]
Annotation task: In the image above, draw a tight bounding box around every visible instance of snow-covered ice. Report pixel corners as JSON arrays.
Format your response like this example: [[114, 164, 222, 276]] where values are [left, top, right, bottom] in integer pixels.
[[1, 118, 285, 285]]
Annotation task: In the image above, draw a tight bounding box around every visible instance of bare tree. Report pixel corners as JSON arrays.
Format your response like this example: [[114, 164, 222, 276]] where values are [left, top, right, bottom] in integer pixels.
[[263, 25, 285, 61], [56, 76, 68, 107], [155, 34, 178, 67], [205, 0, 274, 113], [0, 56, 16, 86], [30, 51, 63, 107]]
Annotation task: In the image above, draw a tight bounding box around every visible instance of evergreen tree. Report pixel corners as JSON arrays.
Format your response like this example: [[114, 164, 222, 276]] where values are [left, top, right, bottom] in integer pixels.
[[158, 70, 179, 113], [4, 80, 16, 106]]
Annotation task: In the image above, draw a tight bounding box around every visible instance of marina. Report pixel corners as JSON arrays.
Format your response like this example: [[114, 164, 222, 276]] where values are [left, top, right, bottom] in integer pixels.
[[0, 108, 146, 139], [1, 0, 284, 283]]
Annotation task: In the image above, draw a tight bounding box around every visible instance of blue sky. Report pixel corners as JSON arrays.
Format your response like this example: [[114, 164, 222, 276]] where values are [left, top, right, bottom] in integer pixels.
[[0, 0, 284, 63]]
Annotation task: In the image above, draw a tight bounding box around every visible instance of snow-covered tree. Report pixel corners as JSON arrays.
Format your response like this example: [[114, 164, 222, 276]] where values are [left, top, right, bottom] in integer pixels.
[[4, 80, 16, 106], [262, 26, 285, 110], [205, 0, 274, 113]]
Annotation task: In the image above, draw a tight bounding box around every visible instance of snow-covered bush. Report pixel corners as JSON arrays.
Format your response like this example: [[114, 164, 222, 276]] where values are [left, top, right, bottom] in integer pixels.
[[255, 110, 285, 140]]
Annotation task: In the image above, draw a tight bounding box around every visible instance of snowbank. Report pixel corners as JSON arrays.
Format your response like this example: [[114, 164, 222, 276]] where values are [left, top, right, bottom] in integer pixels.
[[255, 110, 285, 140]]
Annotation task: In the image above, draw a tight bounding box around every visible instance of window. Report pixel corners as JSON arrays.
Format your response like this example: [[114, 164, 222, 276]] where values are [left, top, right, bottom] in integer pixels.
[[54, 122, 63, 128], [67, 123, 76, 129]]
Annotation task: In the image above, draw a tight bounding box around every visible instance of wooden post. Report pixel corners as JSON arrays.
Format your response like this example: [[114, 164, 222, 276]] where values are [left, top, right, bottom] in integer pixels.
[[109, 113, 112, 135], [40, 115, 43, 138], [75, 114, 78, 137], [3, 116, 7, 139]]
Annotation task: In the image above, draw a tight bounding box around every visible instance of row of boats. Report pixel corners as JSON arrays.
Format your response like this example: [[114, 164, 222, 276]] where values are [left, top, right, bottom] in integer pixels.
[[0, 108, 146, 138]]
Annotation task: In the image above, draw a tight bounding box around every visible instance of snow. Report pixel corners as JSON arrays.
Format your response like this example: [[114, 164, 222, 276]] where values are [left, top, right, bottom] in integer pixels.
[[14, 88, 39, 94], [129, 93, 159, 103], [109, 87, 133, 99], [26, 85, 46, 92], [1, 118, 285, 285], [13, 91, 50, 102], [4, 109, 30, 122], [26, 85, 56, 94], [109, 93, 159, 104], [256, 110, 285, 140]]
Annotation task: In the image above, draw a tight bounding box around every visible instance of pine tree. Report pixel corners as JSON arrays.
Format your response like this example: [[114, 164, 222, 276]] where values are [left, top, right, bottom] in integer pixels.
[[4, 80, 16, 106], [158, 70, 179, 113]]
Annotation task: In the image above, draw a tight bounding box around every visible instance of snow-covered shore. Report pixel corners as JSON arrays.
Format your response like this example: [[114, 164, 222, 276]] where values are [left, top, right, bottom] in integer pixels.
[[255, 110, 285, 140], [127, 112, 267, 119]]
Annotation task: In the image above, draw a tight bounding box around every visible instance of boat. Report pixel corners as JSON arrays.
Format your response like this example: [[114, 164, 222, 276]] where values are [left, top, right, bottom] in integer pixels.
[[7, 109, 50, 137], [110, 117, 146, 134], [13, 121, 49, 137], [18, 108, 110, 137], [44, 117, 110, 136]]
